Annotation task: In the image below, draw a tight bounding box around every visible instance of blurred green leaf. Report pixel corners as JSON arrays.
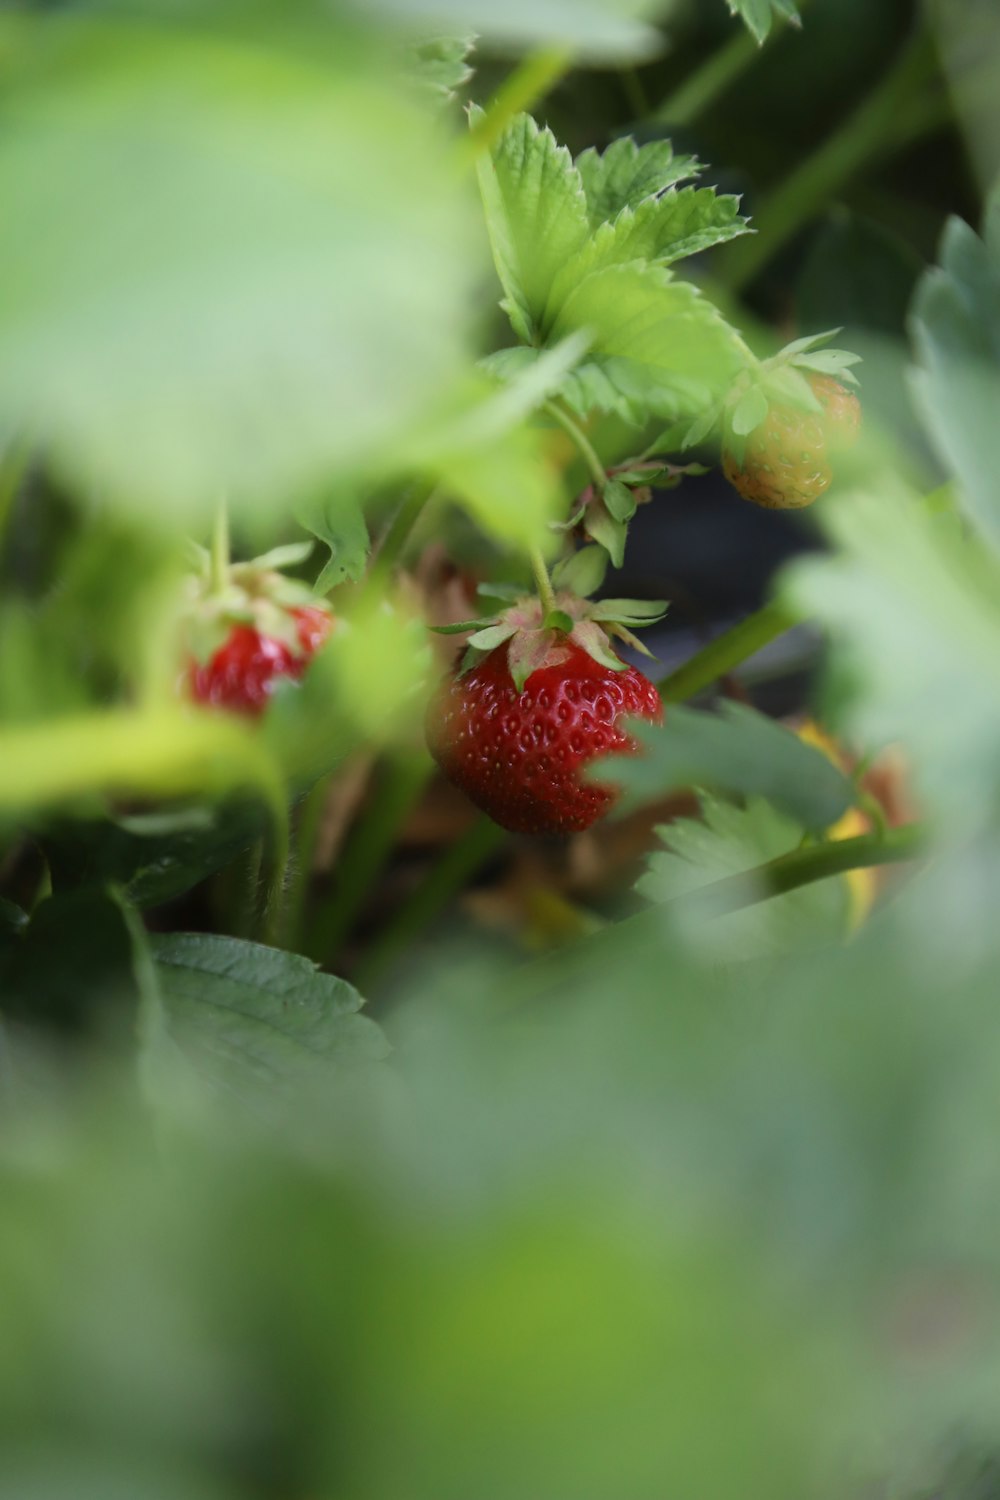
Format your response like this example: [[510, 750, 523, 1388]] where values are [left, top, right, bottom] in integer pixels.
[[0, 707, 287, 834], [407, 33, 474, 100], [151, 933, 388, 1099], [0, 887, 139, 1037], [365, 0, 668, 62], [781, 484, 1000, 825], [911, 213, 1000, 548], [726, 0, 802, 45], [42, 798, 271, 911], [637, 792, 851, 956], [0, 14, 476, 523], [298, 493, 370, 594], [474, 110, 590, 344], [0, 899, 26, 938], [575, 136, 699, 227], [598, 700, 855, 829]]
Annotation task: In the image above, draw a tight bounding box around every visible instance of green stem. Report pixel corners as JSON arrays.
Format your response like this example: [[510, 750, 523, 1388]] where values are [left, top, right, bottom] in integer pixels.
[[652, 27, 758, 126], [674, 820, 925, 921], [714, 26, 938, 294], [530, 546, 558, 615], [303, 749, 432, 969], [656, 600, 795, 703], [280, 774, 332, 952], [365, 482, 437, 599], [356, 815, 508, 992], [506, 822, 926, 1009], [543, 399, 607, 490], [465, 48, 574, 158], [210, 499, 230, 595]]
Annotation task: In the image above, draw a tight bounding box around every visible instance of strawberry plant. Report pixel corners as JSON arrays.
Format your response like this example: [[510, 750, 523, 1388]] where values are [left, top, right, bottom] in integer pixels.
[[0, 3, 999, 1499]]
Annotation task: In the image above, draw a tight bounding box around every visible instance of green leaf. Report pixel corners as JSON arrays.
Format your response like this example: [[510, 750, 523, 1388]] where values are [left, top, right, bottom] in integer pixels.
[[369, 0, 664, 62], [550, 262, 750, 426], [602, 477, 638, 522], [405, 350, 587, 551], [151, 933, 388, 1101], [431, 617, 499, 635], [544, 608, 575, 633], [911, 214, 1000, 549], [729, 386, 769, 437], [636, 793, 849, 959], [508, 628, 555, 690], [406, 34, 474, 101], [552, 545, 609, 597], [0, 898, 26, 939], [726, 0, 802, 46], [298, 493, 370, 592], [467, 623, 517, 651], [575, 138, 700, 229], [584, 504, 628, 567], [588, 598, 668, 623], [547, 188, 750, 316], [473, 109, 590, 343], [0, 887, 141, 1037], [0, 14, 477, 525], [781, 483, 1000, 824], [572, 619, 628, 671], [597, 701, 855, 831], [41, 798, 273, 911]]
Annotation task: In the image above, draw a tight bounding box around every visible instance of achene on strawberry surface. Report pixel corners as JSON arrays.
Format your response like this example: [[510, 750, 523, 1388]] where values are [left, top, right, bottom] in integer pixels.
[[427, 636, 662, 835]]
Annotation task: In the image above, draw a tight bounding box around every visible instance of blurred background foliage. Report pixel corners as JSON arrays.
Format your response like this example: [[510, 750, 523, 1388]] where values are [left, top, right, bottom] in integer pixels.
[[2, 0, 1000, 1496]]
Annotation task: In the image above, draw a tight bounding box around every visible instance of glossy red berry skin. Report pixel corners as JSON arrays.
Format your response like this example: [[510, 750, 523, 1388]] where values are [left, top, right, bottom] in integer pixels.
[[189, 607, 334, 716], [426, 639, 663, 835]]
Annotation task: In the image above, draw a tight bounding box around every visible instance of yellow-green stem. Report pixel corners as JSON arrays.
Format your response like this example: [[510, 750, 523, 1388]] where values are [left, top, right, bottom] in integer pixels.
[[210, 500, 230, 595], [530, 546, 557, 615], [543, 399, 607, 491], [465, 48, 573, 159], [656, 601, 795, 702]]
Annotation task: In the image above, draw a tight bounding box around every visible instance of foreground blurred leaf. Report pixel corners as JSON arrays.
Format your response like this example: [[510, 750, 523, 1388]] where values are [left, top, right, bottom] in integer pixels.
[[599, 700, 855, 830], [911, 207, 1000, 549], [151, 933, 388, 1100], [636, 793, 852, 956], [0, 13, 475, 522], [298, 492, 370, 593], [549, 263, 749, 422], [0, 887, 139, 1037], [726, 0, 802, 45], [42, 798, 270, 910], [364, 0, 667, 62], [0, 707, 286, 834], [782, 485, 1000, 826]]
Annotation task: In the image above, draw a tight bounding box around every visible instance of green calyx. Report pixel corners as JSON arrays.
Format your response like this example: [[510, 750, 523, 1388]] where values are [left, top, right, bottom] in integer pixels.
[[183, 540, 331, 664], [673, 328, 862, 465], [434, 564, 667, 691]]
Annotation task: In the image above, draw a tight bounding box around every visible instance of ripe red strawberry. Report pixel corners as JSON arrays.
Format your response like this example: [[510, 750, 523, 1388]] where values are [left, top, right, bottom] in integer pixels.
[[427, 635, 662, 835], [189, 605, 334, 716], [723, 372, 861, 510]]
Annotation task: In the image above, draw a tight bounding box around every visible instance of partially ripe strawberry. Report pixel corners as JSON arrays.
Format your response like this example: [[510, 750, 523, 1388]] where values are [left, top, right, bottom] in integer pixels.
[[723, 372, 861, 510], [427, 635, 662, 835], [189, 605, 334, 716]]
